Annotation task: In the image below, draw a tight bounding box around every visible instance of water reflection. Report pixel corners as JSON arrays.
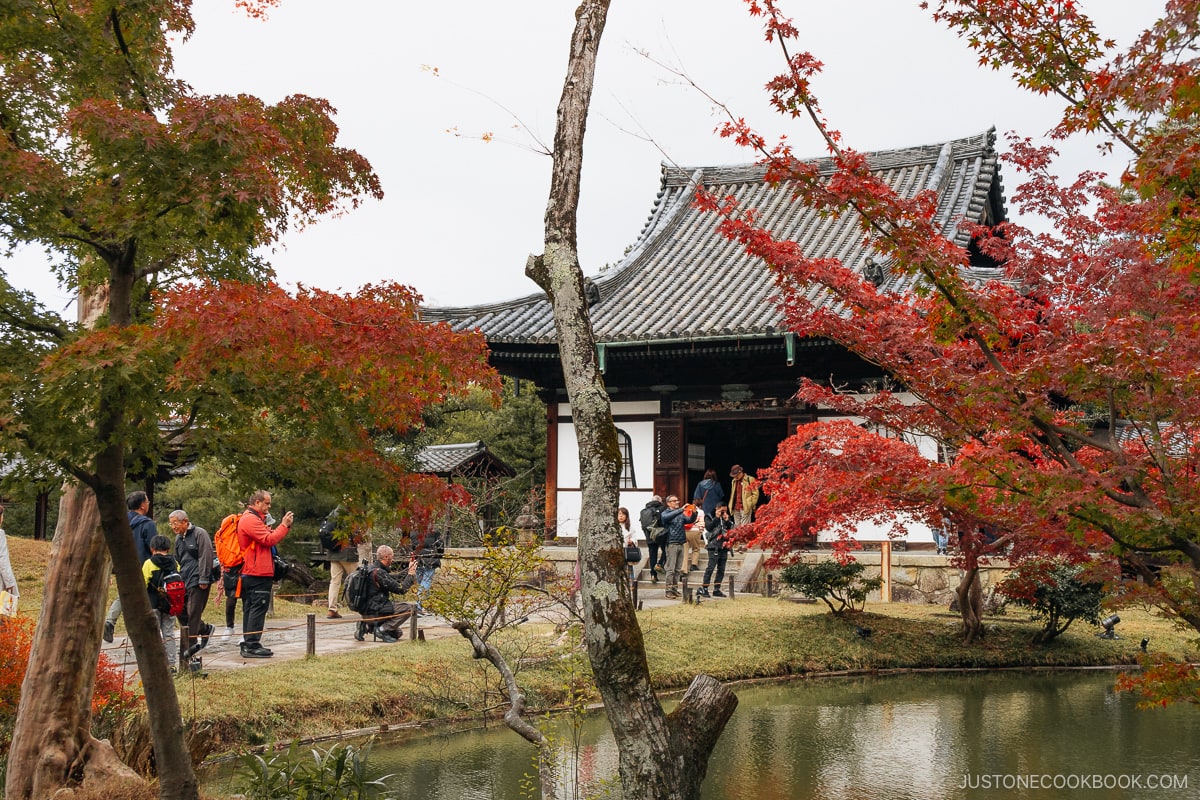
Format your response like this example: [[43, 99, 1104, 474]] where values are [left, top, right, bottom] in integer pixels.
[[211, 672, 1200, 799]]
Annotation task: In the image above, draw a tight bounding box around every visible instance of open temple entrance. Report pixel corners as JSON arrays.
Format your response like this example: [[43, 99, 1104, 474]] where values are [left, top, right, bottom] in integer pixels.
[[683, 417, 790, 499]]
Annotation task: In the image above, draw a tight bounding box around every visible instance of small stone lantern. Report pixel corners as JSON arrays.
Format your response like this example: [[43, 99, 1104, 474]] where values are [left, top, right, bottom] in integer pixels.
[[513, 511, 540, 547]]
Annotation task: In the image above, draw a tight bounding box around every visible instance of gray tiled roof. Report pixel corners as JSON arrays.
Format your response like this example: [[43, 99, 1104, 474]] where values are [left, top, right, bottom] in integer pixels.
[[416, 441, 515, 478], [423, 130, 1005, 345]]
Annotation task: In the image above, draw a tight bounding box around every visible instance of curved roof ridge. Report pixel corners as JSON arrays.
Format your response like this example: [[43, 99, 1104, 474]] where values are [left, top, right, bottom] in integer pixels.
[[592, 168, 703, 299], [659, 128, 996, 189], [423, 129, 1005, 346]]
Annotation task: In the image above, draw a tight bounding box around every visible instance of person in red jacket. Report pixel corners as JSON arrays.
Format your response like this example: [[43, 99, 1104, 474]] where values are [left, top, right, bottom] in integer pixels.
[[235, 490, 293, 658]]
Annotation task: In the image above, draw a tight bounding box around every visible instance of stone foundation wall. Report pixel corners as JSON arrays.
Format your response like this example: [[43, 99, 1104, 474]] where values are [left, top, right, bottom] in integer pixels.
[[784, 551, 1011, 606], [447, 547, 1010, 607]]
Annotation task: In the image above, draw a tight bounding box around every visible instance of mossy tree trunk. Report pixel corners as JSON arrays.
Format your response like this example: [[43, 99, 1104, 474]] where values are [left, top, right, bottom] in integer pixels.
[[7, 282, 198, 800], [525, 3, 737, 797]]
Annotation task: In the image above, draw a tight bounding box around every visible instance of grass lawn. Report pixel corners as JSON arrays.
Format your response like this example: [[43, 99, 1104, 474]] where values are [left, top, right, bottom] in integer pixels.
[[6, 536, 1198, 763]]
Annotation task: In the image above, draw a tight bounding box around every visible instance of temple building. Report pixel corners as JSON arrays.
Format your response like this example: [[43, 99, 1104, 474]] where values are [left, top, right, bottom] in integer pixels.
[[423, 130, 1007, 541]]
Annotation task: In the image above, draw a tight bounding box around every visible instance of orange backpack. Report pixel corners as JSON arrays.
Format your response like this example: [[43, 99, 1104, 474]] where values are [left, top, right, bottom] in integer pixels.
[[214, 513, 244, 569]]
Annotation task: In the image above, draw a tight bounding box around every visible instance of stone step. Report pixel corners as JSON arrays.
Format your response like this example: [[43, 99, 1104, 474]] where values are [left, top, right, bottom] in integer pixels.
[[628, 551, 758, 594]]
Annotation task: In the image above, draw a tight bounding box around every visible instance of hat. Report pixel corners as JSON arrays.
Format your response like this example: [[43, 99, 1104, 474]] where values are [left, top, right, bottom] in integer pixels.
[[730, 465, 743, 476]]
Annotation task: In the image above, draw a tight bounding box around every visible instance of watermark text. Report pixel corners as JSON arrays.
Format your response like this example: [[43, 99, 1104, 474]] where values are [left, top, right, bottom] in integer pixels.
[[960, 773, 1188, 791]]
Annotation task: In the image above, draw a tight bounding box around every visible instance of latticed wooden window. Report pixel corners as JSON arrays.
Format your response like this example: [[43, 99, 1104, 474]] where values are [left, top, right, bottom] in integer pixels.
[[617, 428, 636, 488], [655, 424, 681, 465]]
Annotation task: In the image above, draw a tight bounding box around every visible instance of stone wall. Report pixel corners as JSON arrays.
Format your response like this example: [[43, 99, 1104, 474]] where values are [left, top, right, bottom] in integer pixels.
[[783, 550, 1012, 606], [446, 546, 1011, 607]]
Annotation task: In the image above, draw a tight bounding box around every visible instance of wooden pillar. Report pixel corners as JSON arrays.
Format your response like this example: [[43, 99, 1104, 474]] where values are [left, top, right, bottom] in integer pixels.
[[545, 400, 558, 538], [879, 540, 892, 602]]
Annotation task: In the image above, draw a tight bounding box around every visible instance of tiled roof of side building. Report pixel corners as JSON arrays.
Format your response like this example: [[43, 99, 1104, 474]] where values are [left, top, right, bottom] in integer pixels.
[[422, 129, 1006, 345], [415, 441, 516, 478]]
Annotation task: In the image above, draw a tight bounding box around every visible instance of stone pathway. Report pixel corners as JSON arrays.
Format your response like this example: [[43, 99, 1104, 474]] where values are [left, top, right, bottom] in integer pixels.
[[99, 585, 728, 679]]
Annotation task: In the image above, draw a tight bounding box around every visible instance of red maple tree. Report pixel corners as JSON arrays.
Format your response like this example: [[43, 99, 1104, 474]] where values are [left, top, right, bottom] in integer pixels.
[[0, 3, 496, 797], [706, 0, 1200, 663]]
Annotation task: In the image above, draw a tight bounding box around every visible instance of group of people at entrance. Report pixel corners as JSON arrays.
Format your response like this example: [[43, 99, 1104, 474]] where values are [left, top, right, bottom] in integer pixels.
[[634, 464, 759, 599], [320, 504, 444, 643]]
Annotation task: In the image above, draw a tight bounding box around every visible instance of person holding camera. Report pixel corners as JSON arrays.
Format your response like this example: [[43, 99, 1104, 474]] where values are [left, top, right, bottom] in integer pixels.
[[698, 505, 734, 598], [659, 495, 697, 600], [235, 490, 293, 658], [357, 544, 417, 643]]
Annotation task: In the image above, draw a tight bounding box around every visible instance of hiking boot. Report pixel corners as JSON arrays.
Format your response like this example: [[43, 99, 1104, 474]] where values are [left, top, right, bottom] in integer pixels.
[[327, 609, 342, 619], [712, 588, 726, 598], [696, 587, 710, 598], [200, 623, 214, 649], [103, 620, 115, 644], [240, 642, 273, 658]]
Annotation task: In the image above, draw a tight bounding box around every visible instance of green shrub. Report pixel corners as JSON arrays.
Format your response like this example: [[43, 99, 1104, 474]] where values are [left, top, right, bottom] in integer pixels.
[[231, 738, 396, 800], [998, 559, 1106, 644], [780, 560, 882, 614]]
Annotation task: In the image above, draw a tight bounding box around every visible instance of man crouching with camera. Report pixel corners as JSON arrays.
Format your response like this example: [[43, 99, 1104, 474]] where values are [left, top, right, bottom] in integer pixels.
[[358, 545, 417, 643]]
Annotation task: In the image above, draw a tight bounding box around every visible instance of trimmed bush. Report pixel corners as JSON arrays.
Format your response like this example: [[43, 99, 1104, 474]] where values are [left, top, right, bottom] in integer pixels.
[[780, 560, 882, 614]]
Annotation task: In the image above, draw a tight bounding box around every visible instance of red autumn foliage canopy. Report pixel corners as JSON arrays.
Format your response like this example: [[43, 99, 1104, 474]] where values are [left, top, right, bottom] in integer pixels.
[[713, 0, 1200, 646]]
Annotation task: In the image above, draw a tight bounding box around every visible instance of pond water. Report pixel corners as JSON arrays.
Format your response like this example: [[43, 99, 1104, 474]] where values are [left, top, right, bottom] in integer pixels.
[[211, 670, 1200, 799]]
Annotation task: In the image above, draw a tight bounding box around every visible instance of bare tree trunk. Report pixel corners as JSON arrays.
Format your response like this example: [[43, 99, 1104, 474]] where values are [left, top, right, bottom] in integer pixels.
[[5, 485, 140, 800], [7, 280, 198, 800], [954, 528, 1013, 646], [526, 3, 737, 797]]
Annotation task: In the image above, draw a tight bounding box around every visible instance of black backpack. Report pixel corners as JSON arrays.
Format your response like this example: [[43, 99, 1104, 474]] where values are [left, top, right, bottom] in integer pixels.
[[639, 503, 663, 536], [318, 507, 341, 552], [344, 563, 374, 613]]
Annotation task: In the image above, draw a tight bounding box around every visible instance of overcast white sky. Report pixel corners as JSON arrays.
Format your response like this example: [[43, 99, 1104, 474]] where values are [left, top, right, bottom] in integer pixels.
[[10, 1, 1159, 316]]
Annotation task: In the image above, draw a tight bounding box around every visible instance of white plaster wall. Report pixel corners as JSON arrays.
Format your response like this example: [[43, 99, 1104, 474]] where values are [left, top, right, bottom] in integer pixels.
[[556, 491, 656, 541], [815, 514, 936, 545], [611, 400, 659, 416], [555, 402, 657, 540], [557, 421, 580, 487], [556, 490, 582, 539]]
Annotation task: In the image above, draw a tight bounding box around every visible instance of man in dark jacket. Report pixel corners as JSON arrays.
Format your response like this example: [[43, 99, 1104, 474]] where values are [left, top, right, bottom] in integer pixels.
[[169, 509, 215, 661], [640, 496, 668, 582], [659, 495, 696, 599], [357, 544, 417, 643], [103, 491, 160, 643], [698, 505, 734, 599]]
